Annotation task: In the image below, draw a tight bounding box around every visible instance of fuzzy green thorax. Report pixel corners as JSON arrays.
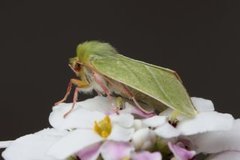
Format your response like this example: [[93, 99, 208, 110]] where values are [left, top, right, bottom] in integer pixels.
[[76, 41, 118, 65], [69, 41, 118, 75]]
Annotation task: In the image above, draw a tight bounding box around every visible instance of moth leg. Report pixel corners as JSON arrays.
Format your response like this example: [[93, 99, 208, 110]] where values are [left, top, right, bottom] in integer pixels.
[[92, 72, 126, 113], [131, 96, 154, 114], [119, 86, 154, 115], [92, 72, 112, 101], [115, 97, 125, 110], [55, 78, 88, 105], [112, 97, 125, 114], [102, 76, 154, 115], [62, 79, 89, 118], [63, 87, 80, 118], [168, 110, 179, 126]]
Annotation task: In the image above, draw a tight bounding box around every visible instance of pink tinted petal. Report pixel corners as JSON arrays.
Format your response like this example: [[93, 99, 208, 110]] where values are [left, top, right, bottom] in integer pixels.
[[168, 142, 196, 160], [77, 142, 102, 160], [132, 151, 162, 160], [101, 141, 134, 160]]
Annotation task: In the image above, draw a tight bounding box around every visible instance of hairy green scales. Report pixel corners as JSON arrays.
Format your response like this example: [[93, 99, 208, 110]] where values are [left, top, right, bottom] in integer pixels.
[[91, 54, 197, 117]]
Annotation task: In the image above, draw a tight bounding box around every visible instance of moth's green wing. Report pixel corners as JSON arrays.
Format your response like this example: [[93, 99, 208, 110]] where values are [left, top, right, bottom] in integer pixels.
[[91, 54, 197, 117]]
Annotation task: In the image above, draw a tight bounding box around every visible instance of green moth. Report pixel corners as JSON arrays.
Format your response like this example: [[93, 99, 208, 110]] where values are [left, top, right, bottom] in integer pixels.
[[56, 41, 197, 117]]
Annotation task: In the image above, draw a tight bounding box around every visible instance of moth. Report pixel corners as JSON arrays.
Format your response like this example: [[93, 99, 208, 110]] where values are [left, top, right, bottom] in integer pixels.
[[56, 41, 197, 118]]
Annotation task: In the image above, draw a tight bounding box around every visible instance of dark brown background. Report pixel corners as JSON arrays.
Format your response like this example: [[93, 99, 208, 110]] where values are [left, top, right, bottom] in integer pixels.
[[0, 0, 239, 158]]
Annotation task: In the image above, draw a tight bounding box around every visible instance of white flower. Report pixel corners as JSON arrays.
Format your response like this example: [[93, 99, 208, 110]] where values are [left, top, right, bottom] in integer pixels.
[[1, 97, 135, 160], [47, 97, 135, 159], [149, 97, 233, 137], [142, 97, 232, 139], [173, 97, 240, 159], [141, 97, 235, 159], [169, 97, 236, 159]]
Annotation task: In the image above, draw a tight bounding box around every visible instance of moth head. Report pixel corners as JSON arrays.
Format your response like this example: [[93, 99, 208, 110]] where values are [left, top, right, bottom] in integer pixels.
[[69, 57, 82, 75]]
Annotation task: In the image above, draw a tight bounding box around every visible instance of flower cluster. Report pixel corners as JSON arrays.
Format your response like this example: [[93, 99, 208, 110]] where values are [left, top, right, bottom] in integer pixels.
[[1, 96, 240, 160]]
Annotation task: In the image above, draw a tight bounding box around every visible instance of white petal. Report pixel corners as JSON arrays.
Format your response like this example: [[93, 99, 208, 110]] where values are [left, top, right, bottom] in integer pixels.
[[177, 112, 234, 135], [48, 129, 102, 159], [2, 128, 67, 160], [191, 97, 214, 112], [78, 96, 114, 113], [143, 116, 167, 128], [0, 141, 13, 148], [49, 105, 105, 130], [132, 128, 156, 150], [108, 125, 134, 142], [155, 123, 180, 138], [35, 128, 68, 136], [206, 151, 240, 160], [111, 113, 134, 128], [133, 120, 144, 130], [190, 119, 240, 154]]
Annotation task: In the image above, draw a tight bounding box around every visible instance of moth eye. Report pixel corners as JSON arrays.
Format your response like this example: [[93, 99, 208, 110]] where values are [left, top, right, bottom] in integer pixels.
[[74, 63, 81, 71]]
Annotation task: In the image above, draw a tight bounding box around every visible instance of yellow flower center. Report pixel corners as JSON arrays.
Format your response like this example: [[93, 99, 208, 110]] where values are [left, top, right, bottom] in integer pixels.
[[122, 156, 130, 160], [93, 115, 112, 138]]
